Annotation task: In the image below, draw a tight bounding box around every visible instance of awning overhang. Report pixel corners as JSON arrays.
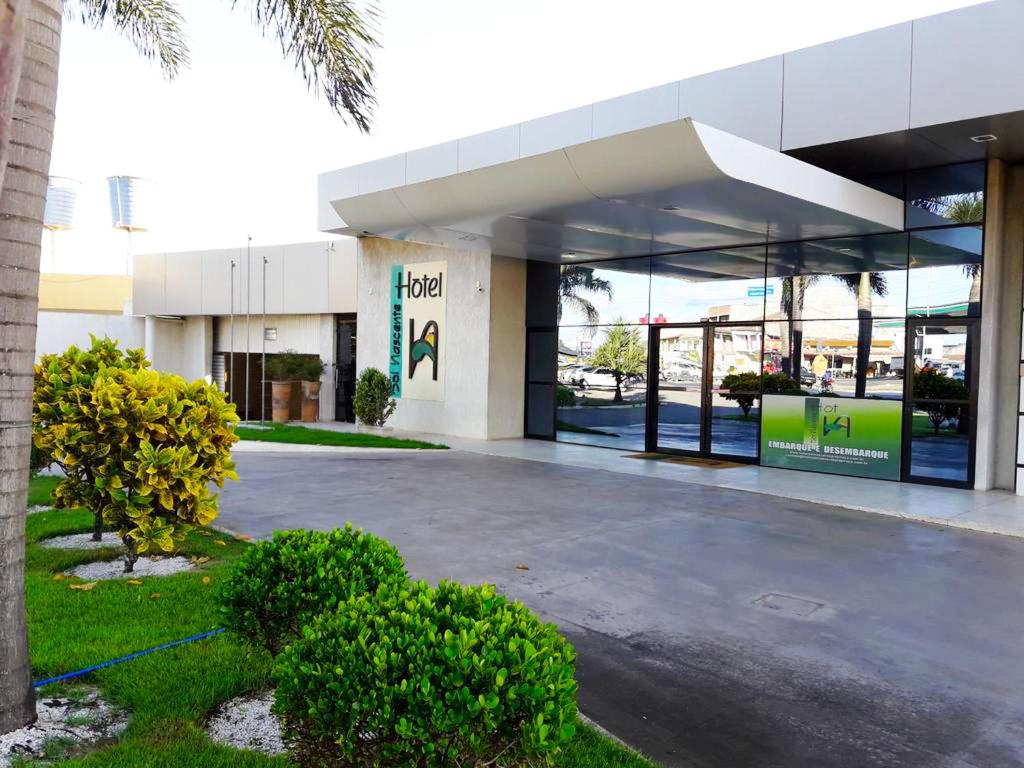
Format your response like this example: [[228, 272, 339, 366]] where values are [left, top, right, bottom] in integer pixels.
[[320, 119, 905, 262]]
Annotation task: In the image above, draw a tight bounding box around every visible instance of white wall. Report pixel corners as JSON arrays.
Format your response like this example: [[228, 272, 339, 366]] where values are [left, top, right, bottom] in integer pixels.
[[356, 238, 525, 439], [35, 311, 145, 359], [133, 239, 357, 318], [144, 316, 185, 376]]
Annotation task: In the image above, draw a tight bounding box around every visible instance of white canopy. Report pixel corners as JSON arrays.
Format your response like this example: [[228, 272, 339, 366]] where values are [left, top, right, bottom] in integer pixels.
[[320, 119, 904, 262]]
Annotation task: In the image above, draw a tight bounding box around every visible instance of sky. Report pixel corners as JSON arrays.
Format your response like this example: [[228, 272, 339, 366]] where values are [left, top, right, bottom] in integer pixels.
[[47, 0, 989, 274]]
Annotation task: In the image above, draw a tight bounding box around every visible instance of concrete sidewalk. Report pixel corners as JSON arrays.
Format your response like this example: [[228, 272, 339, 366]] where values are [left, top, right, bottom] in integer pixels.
[[274, 422, 1024, 539]]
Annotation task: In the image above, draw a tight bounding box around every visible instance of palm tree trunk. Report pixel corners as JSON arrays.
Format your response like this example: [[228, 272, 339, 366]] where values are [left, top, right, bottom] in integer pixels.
[[854, 272, 872, 398], [0, 0, 60, 735], [791, 277, 804, 381]]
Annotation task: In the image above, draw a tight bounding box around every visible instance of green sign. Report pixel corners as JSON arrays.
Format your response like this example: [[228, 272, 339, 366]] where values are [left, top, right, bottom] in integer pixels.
[[760, 395, 902, 480]]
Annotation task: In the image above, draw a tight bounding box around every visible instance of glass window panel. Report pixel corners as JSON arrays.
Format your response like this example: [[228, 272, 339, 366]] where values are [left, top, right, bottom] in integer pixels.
[[906, 161, 985, 228], [558, 258, 650, 327], [766, 233, 908, 322], [527, 384, 555, 438], [763, 319, 905, 400], [526, 331, 557, 383], [908, 405, 970, 483], [650, 246, 767, 323], [556, 325, 647, 451], [907, 227, 983, 317]]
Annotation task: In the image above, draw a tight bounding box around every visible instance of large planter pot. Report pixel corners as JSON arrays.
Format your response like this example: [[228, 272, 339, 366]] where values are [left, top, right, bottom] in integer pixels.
[[271, 381, 295, 423], [300, 380, 321, 423]]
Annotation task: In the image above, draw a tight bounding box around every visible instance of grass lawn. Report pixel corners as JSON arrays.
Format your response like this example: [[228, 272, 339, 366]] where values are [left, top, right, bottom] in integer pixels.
[[556, 420, 620, 437], [19, 495, 655, 767], [28, 475, 61, 507], [233, 422, 447, 450]]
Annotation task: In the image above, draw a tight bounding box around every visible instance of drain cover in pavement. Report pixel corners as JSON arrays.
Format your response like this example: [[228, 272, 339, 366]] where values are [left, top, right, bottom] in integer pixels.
[[753, 593, 825, 617]]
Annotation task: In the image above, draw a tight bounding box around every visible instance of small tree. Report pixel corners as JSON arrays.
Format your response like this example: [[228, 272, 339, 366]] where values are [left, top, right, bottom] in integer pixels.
[[762, 371, 805, 396], [720, 371, 760, 417], [91, 369, 240, 571], [353, 367, 396, 427], [591, 320, 646, 402], [913, 367, 968, 434], [33, 336, 149, 540]]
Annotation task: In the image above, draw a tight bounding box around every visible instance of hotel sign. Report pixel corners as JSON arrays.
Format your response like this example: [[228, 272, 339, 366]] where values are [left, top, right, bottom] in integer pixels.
[[389, 261, 446, 401], [760, 395, 902, 480]]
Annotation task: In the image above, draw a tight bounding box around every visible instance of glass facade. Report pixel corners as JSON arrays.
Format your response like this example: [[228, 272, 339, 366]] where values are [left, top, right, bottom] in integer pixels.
[[529, 161, 985, 488]]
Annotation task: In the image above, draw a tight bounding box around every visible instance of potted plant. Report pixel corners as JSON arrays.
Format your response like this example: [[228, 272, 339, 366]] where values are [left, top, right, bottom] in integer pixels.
[[353, 367, 396, 433], [265, 350, 303, 423], [300, 357, 325, 423]]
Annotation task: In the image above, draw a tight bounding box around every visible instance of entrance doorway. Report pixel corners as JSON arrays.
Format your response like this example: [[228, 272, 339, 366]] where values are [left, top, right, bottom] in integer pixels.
[[335, 313, 357, 422], [647, 322, 763, 460], [901, 318, 979, 488]]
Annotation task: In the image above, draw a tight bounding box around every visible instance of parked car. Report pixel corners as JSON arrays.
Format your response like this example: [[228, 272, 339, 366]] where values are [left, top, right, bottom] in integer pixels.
[[800, 367, 816, 386]]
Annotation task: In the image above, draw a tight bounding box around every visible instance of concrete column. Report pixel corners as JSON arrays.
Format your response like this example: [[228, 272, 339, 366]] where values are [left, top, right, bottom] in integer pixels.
[[182, 316, 213, 384], [487, 256, 526, 438], [318, 314, 336, 421], [977, 160, 1024, 491]]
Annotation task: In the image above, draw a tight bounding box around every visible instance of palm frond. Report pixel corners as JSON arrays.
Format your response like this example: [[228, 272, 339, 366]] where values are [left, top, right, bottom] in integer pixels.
[[234, 0, 379, 132], [74, 0, 189, 78]]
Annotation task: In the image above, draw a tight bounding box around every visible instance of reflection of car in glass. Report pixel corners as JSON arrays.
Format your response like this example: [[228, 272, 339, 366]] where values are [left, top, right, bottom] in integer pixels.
[[663, 361, 702, 382], [800, 367, 815, 386], [952, 369, 966, 382], [558, 365, 584, 384]]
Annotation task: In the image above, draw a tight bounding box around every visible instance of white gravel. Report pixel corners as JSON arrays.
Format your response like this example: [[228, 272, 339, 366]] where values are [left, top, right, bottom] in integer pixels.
[[39, 532, 121, 551], [68, 556, 196, 581], [0, 687, 127, 766], [206, 692, 286, 755], [27, 505, 53, 515]]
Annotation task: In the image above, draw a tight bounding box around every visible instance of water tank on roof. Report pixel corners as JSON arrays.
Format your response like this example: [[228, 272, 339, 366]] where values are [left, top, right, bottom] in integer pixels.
[[107, 175, 156, 232], [43, 176, 80, 231]]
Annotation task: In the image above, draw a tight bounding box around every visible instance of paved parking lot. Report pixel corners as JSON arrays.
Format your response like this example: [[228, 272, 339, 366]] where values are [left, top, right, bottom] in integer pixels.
[[220, 449, 1024, 768]]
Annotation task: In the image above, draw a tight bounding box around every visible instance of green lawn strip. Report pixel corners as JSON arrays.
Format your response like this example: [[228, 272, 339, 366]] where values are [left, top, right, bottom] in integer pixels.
[[28, 474, 61, 507], [234, 422, 447, 449], [24, 509, 654, 766]]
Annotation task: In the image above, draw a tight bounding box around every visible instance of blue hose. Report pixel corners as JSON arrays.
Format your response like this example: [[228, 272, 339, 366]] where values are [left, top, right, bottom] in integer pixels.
[[33, 628, 226, 688]]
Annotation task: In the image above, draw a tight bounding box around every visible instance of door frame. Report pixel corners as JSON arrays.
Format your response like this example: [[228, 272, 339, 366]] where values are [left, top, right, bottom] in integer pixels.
[[645, 320, 762, 463], [900, 316, 980, 488]]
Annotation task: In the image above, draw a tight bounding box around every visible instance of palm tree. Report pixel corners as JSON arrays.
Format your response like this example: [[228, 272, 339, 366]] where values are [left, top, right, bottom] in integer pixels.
[[558, 265, 613, 329], [0, 0, 378, 735]]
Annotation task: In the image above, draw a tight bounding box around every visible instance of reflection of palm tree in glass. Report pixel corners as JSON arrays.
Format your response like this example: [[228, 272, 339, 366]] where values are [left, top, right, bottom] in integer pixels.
[[559, 266, 613, 329], [780, 271, 887, 397], [944, 193, 984, 315]]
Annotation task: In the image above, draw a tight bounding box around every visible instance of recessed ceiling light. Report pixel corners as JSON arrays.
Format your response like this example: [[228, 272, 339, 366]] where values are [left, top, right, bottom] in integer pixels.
[[563, 252, 578, 259], [970, 134, 998, 143], [837, 248, 853, 253]]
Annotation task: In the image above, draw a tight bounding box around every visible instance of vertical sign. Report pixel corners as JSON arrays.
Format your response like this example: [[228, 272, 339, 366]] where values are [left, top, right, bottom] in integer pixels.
[[389, 264, 404, 397], [388, 261, 446, 401]]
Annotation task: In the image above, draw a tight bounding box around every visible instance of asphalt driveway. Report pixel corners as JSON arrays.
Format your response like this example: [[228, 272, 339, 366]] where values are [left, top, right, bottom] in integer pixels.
[[219, 449, 1024, 768]]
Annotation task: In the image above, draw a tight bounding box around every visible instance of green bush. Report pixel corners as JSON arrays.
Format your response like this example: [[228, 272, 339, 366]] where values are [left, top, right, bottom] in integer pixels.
[[762, 371, 804, 396], [218, 526, 408, 656], [274, 580, 578, 768], [301, 356, 325, 381], [265, 349, 307, 382], [353, 367, 396, 427], [720, 371, 760, 416], [556, 385, 577, 408], [33, 335, 150, 539], [913, 367, 969, 433]]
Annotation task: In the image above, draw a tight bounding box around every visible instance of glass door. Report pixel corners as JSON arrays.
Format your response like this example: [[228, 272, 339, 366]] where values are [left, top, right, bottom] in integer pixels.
[[649, 322, 762, 460], [649, 325, 705, 453], [707, 324, 763, 458], [902, 319, 978, 487]]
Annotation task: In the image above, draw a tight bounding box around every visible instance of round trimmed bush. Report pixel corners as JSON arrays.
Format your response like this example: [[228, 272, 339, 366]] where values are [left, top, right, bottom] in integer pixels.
[[217, 526, 407, 655], [273, 580, 579, 767]]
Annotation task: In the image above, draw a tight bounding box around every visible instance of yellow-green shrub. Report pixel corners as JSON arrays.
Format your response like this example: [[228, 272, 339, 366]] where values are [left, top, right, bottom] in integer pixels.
[[91, 368, 240, 570], [33, 336, 149, 538]]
